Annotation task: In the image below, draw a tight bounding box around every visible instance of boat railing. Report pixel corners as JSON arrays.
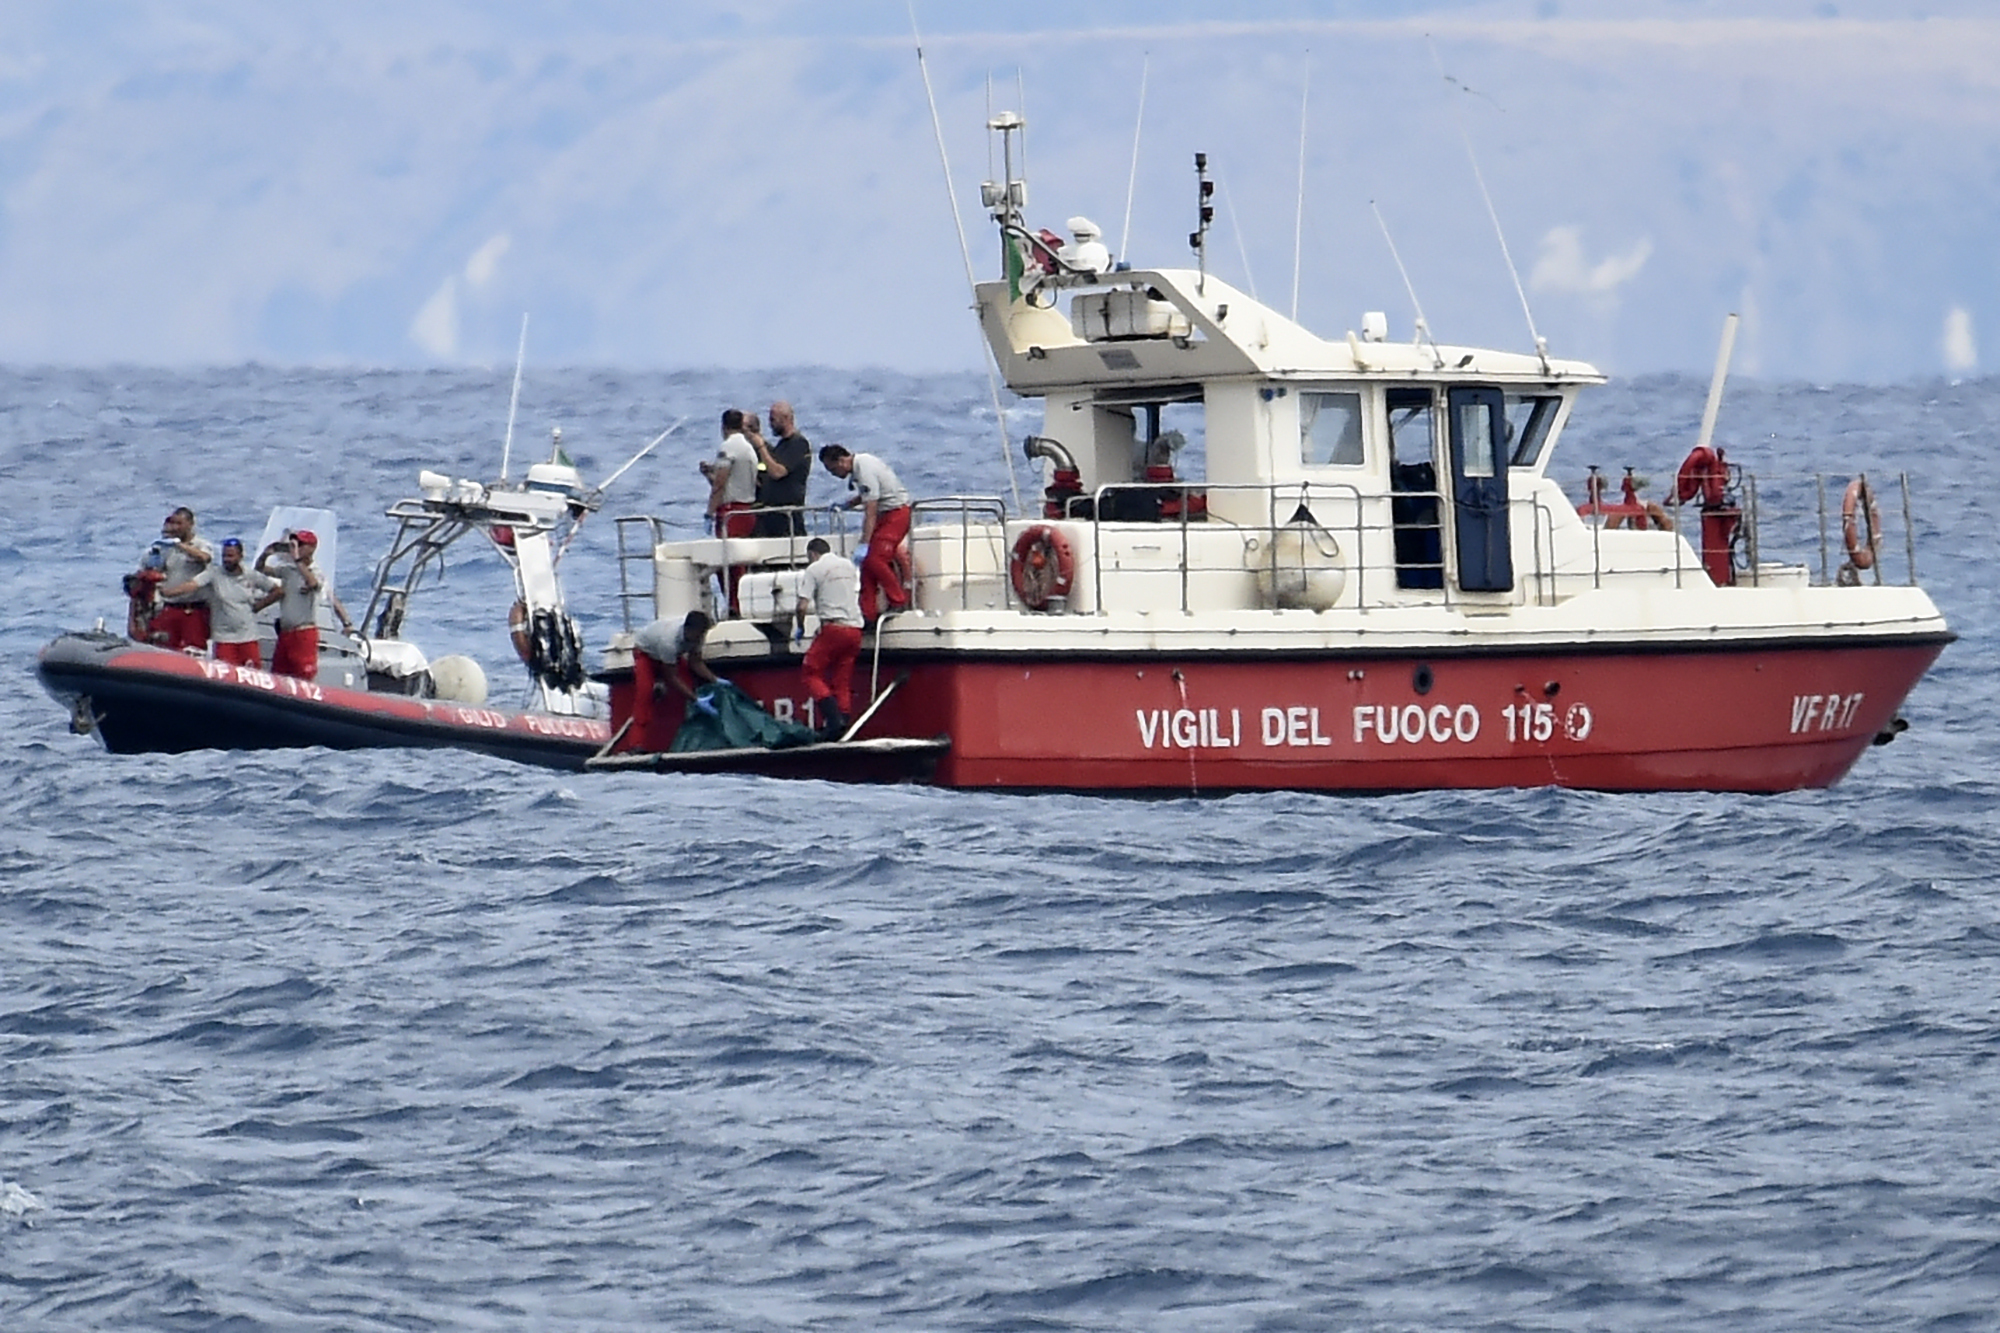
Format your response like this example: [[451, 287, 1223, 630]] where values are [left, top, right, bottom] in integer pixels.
[[1799, 470, 1917, 587], [1528, 495, 1562, 606], [1569, 469, 1920, 590], [1063, 481, 1377, 616], [623, 468, 1922, 631], [613, 515, 671, 632], [907, 496, 1013, 612], [614, 505, 863, 629], [911, 480, 1559, 614]]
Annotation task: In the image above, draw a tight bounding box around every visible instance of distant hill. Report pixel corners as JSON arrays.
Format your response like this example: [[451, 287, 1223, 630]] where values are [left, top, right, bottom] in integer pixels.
[[0, 8, 1992, 381]]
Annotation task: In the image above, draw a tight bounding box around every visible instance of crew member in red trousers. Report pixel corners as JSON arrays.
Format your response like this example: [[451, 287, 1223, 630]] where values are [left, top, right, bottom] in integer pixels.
[[819, 443, 911, 625], [793, 537, 865, 737], [256, 529, 352, 680], [702, 408, 761, 612]]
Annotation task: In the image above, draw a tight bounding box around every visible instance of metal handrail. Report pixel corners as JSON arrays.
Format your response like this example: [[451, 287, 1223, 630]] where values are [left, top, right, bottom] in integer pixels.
[[612, 515, 668, 632], [607, 466, 1924, 635], [908, 496, 1011, 612], [1585, 468, 1922, 589]]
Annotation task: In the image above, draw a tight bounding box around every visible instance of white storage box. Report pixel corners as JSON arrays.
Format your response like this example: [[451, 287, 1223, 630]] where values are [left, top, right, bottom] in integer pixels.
[[1070, 290, 1189, 342], [735, 570, 803, 622]]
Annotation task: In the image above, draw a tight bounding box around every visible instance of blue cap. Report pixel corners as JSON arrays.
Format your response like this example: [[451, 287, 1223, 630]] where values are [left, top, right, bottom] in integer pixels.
[[221, 537, 243, 550]]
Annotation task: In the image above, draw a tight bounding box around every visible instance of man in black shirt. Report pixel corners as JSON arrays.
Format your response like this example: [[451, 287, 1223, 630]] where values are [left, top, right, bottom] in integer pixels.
[[753, 399, 813, 537]]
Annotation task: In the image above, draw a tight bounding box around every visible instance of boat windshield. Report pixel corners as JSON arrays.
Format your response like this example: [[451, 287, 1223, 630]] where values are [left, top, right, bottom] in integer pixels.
[[1506, 393, 1562, 469]]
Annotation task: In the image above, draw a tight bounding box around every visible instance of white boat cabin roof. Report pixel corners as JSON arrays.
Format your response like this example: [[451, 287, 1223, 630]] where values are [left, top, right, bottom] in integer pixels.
[[976, 265, 1605, 398]]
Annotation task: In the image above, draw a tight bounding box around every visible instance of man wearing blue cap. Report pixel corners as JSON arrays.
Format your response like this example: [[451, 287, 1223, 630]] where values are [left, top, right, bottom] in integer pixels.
[[161, 537, 278, 667]]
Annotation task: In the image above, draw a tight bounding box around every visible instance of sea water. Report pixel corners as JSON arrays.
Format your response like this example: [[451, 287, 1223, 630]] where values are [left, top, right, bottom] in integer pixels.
[[2, 365, 1996, 1329]]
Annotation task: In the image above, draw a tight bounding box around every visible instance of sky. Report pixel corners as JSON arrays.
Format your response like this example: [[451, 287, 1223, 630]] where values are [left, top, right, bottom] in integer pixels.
[[0, 1, 1995, 381]]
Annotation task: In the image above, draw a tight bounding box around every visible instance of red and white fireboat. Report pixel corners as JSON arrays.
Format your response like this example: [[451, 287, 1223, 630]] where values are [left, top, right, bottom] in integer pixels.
[[591, 119, 1950, 793]]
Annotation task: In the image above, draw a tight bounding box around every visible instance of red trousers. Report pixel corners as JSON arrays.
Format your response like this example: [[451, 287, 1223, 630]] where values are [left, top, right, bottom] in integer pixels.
[[151, 603, 210, 651], [630, 652, 696, 749], [273, 626, 319, 680], [713, 502, 757, 613], [713, 503, 758, 539], [213, 640, 262, 668], [802, 623, 863, 715], [860, 505, 911, 620]]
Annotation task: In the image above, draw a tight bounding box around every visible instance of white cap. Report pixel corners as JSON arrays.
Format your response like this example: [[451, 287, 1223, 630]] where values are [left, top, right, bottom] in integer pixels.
[[1066, 215, 1102, 241]]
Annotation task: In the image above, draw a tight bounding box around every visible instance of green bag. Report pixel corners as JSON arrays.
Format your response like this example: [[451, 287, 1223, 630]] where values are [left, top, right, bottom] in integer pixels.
[[668, 681, 820, 753]]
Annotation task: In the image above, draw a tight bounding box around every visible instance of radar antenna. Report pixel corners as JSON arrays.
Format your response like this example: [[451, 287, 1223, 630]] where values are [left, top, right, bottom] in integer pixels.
[[1291, 55, 1310, 321], [1189, 153, 1214, 295], [1371, 201, 1444, 369]]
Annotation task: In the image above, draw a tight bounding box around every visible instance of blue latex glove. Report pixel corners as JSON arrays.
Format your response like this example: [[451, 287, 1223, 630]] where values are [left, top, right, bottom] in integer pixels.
[[825, 501, 845, 515], [793, 622, 805, 645], [851, 548, 867, 566], [691, 693, 718, 717], [710, 677, 732, 690]]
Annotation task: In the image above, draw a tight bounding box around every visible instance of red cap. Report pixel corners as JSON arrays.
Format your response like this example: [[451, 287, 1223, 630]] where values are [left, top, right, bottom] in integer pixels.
[[292, 529, 318, 547]]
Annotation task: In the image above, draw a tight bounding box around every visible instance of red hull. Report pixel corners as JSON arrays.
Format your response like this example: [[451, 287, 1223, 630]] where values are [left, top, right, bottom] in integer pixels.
[[40, 633, 610, 770], [609, 636, 1947, 792]]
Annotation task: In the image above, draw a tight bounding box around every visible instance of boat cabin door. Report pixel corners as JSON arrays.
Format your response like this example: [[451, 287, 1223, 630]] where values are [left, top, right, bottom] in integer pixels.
[[1446, 386, 1513, 592]]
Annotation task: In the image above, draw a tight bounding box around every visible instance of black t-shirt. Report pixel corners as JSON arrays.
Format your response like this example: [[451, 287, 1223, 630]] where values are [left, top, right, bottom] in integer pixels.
[[757, 431, 813, 509]]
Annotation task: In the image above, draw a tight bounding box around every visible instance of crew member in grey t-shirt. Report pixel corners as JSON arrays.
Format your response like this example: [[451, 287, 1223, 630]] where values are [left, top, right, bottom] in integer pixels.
[[161, 536, 278, 667], [632, 610, 723, 743], [143, 506, 217, 650]]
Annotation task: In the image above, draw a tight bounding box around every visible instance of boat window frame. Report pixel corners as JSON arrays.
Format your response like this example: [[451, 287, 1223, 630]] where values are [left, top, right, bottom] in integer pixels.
[[1455, 397, 1499, 479], [1297, 387, 1368, 469], [1387, 387, 1438, 472], [1089, 382, 1205, 407], [1505, 392, 1564, 470]]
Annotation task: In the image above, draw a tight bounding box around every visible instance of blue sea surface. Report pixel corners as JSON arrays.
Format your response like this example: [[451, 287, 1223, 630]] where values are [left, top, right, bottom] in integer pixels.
[[1, 365, 1996, 1330]]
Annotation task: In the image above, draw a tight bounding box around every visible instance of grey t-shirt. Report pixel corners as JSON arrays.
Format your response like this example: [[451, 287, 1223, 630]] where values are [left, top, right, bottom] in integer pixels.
[[797, 551, 863, 628], [270, 557, 326, 631], [192, 564, 279, 643], [713, 433, 759, 506], [159, 537, 217, 605], [634, 618, 697, 665], [849, 452, 910, 511]]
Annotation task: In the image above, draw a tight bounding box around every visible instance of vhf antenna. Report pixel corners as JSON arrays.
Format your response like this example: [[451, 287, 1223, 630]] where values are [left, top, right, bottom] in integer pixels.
[[1428, 36, 1547, 371], [500, 312, 528, 481], [1189, 152, 1214, 294], [1371, 200, 1444, 369]]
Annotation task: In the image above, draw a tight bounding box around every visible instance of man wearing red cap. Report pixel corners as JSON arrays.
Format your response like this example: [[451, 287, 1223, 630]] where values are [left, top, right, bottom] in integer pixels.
[[257, 529, 353, 680]]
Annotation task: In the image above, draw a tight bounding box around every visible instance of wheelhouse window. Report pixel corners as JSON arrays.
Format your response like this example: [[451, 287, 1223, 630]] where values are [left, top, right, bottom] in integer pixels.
[[1388, 390, 1435, 471], [1505, 394, 1561, 469], [1299, 390, 1365, 467], [1456, 399, 1497, 478]]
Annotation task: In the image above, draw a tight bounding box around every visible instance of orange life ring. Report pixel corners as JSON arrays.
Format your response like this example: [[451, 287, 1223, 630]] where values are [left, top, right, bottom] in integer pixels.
[[508, 599, 533, 663], [1009, 524, 1075, 611], [1841, 477, 1882, 571]]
